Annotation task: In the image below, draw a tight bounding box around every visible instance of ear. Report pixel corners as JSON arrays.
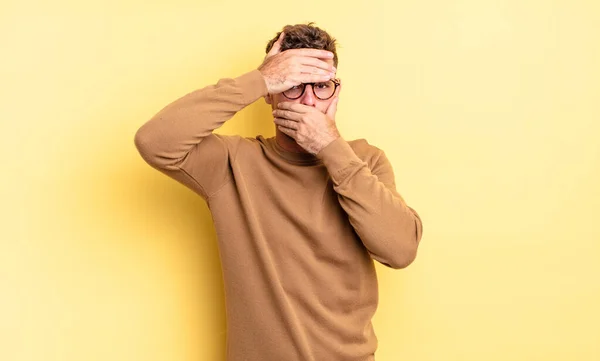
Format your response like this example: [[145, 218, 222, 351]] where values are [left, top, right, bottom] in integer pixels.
[[264, 94, 273, 105]]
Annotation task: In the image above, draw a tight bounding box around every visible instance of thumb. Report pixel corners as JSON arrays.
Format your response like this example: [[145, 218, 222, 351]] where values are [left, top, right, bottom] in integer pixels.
[[266, 32, 284, 58], [326, 97, 339, 119]]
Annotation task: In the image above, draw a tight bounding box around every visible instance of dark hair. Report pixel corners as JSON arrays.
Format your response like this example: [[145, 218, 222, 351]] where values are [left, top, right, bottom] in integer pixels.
[[265, 22, 339, 67]]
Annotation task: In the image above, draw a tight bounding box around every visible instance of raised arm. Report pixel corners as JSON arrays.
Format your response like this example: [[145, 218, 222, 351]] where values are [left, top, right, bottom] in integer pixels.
[[134, 32, 337, 199], [134, 70, 268, 199]]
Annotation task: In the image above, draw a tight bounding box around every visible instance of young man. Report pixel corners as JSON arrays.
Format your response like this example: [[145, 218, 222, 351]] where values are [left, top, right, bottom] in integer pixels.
[[135, 23, 423, 361]]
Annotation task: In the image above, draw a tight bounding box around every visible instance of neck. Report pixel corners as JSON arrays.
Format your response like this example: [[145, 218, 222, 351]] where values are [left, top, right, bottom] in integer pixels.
[[275, 129, 309, 153]]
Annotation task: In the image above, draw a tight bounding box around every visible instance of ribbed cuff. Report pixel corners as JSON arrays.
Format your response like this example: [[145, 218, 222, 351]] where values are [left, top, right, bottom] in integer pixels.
[[236, 69, 269, 104], [316, 137, 365, 183]]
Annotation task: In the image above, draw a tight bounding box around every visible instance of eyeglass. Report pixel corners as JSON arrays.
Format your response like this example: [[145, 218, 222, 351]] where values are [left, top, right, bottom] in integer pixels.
[[282, 79, 341, 100]]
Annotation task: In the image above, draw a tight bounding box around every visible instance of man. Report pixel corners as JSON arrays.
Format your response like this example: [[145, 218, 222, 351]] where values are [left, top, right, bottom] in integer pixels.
[[135, 23, 423, 361]]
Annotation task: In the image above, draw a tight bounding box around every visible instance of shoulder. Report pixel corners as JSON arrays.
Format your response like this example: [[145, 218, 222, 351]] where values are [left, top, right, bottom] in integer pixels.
[[208, 133, 264, 151]]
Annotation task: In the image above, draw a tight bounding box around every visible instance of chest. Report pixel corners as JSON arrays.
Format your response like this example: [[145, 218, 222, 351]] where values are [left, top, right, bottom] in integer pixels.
[[235, 163, 366, 256]]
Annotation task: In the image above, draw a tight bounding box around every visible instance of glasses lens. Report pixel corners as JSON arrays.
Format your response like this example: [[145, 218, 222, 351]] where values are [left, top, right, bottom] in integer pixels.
[[283, 81, 337, 100], [314, 81, 336, 99], [283, 85, 304, 99]]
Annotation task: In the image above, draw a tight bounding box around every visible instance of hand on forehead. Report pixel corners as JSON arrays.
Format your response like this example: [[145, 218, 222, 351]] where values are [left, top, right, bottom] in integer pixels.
[[259, 32, 337, 94]]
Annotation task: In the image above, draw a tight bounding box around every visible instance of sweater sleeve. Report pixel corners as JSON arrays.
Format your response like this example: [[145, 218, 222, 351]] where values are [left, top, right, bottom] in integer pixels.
[[134, 70, 268, 199], [315, 137, 424, 269]]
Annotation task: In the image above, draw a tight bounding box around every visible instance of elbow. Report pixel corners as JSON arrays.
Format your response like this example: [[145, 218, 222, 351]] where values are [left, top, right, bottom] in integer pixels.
[[375, 226, 422, 269], [134, 125, 164, 168], [385, 242, 419, 269], [382, 214, 423, 269], [389, 211, 423, 269], [134, 126, 152, 160], [134, 125, 150, 153], [370, 238, 419, 269]]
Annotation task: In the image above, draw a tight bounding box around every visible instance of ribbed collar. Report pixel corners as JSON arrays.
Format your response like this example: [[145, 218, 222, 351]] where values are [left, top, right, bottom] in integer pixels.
[[265, 136, 323, 166]]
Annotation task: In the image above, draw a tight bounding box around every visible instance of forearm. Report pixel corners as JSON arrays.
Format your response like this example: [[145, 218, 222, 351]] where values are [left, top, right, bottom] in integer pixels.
[[316, 137, 423, 269], [134, 69, 268, 169]]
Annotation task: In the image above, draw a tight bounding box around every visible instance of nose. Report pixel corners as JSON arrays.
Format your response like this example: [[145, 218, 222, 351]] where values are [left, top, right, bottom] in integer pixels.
[[299, 84, 316, 107]]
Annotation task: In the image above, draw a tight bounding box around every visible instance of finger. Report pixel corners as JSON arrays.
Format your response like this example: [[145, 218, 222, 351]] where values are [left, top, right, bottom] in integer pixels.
[[274, 118, 299, 130], [297, 57, 336, 72], [284, 48, 334, 60], [326, 98, 339, 119], [289, 73, 334, 84], [277, 102, 311, 113], [277, 125, 296, 138], [326, 84, 341, 118], [273, 109, 302, 121], [297, 64, 334, 77], [266, 32, 285, 58]]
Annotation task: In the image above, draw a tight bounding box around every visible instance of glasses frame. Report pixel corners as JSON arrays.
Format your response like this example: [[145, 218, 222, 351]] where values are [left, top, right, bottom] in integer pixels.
[[282, 79, 341, 100]]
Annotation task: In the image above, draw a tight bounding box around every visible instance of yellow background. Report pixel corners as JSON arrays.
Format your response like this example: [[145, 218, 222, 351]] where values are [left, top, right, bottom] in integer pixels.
[[1, 0, 599, 360]]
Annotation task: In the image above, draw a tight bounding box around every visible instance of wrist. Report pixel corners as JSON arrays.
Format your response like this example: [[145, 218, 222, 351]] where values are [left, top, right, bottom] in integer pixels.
[[317, 134, 341, 154], [236, 70, 269, 102], [257, 68, 277, 94]]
